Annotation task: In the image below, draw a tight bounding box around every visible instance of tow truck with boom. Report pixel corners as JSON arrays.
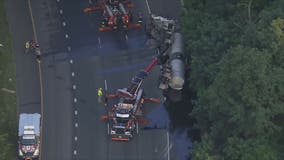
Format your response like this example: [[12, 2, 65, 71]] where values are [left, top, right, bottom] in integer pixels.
[[84, 0, 142, 31], [99, 14, 186, 141], [100, 58, 161, 141]]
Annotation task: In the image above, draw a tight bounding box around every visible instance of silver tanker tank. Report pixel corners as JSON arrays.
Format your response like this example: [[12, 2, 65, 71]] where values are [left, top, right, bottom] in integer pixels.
[[168, 33, 185, 90]]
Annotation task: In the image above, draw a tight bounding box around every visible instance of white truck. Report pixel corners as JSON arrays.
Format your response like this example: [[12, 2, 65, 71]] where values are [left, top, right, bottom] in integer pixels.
[[18, 113, 41, 160]]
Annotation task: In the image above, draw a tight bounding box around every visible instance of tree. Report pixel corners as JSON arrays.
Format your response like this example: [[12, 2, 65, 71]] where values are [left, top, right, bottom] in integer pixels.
[[222, 136, 279, 160], [191, 45, 283, 159], [182, 0, 284, 159]]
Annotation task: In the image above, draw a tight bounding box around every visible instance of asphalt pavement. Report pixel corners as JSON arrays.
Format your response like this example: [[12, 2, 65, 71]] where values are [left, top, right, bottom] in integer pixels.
[[5, 0, 40, 114], [6, 0, 183, 159], [147, 0, 182, 19]]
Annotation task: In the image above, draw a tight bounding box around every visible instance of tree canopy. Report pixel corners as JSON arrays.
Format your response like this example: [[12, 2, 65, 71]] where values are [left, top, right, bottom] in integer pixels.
[[181, 0, 284, 159]]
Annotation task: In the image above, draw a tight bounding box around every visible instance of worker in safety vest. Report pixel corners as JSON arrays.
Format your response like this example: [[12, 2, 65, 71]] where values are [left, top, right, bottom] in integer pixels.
[[98, 87, 103, 96], [97, 88, 104, 104], [24, 40, 41, 63], [98, 88, 108, 106], [25, 40, 34, 54], [25, 41, 30, 50], [25, 40, 38, 50]]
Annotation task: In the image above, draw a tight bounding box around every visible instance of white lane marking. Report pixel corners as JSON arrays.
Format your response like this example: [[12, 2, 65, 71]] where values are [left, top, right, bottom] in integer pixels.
[[145, 0, 151, 14], [98, 37, 102, 48], [136, 122, 139, 134], [154, 147, 158, 152], [56, 0, 60, 2], [59, 9, 63, 15], [74, 98, 77, 103], [167, 131, 170, 160], [73, 150, 77, 155], [74, 136, 78, 141], [65, 34, 69, 39], [67, 46, 71, 52], [71, 72, 75, 77], [72, 85, 77, 90], [74, 110, 78, 115], [107, 123, 110, 135], [62, 21, 66, 27], [125, 34, 128, 41], [69, 59, 73, 64], [75, 123, 78, 127], [104, 79, 108, 91], [163, 144, 173, 158]]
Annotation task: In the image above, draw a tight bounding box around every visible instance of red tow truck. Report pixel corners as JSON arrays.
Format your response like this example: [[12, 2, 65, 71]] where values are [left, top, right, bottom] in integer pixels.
[[84, 0, 142, 31], [100, 58, 160, 141]]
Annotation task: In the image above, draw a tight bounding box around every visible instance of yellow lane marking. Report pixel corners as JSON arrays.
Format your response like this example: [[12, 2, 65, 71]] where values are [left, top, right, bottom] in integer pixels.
[[28, 0, 38, 42], [37, 61, 44, 160], [27, 0, 44, 160]]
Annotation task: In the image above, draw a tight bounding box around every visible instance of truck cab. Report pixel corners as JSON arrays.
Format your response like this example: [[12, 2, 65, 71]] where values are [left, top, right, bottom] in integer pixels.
[[18, 126, 40, 159], [109, 103, 137, 141], [18, 114, 40, 160]]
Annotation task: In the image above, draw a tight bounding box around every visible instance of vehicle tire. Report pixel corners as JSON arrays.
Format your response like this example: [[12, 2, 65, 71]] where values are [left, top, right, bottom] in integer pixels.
[[136, 122, 139, 134], [107, 123, 110, 135]]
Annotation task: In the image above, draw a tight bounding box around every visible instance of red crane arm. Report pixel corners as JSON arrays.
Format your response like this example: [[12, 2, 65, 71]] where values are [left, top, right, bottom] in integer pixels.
[[145, 58, 158, 73], [115, 58, 159, 98]]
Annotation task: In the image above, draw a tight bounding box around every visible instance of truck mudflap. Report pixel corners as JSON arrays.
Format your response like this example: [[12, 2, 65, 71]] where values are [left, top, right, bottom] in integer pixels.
[[19, 155, 38, 160], [111, 134, 131, 141], [111, 137, 130, 141], [99, 23, 141, 32], [22, 156, 38, 160]]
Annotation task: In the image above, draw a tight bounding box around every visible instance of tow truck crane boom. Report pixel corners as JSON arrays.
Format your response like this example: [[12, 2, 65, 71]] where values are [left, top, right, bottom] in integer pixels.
[[101, 57, 160, 141], [117, 58, 158, 98], [83, 0, 142, 31]]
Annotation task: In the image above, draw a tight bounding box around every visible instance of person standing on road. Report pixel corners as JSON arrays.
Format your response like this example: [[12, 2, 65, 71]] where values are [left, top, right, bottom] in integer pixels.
[[24, 40, 41, 63], [98, 88, 103, 103], [25, 41, 30, 51], [97, 87, 108, 106]]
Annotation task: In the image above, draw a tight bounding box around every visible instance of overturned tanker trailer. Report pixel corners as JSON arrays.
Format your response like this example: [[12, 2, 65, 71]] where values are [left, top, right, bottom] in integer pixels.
[[159, 32, 185, 102], [146, 14, 186, 102]]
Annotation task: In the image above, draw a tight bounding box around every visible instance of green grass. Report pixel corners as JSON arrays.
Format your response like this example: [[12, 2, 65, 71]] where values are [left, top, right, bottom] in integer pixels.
[[0, 0, 17, 159], [274, 114, 284, 159]]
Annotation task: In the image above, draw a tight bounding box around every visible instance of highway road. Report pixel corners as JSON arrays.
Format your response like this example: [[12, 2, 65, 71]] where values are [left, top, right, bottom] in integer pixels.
[[6, 0, 182, 159], [61, 0, 180, 159]]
